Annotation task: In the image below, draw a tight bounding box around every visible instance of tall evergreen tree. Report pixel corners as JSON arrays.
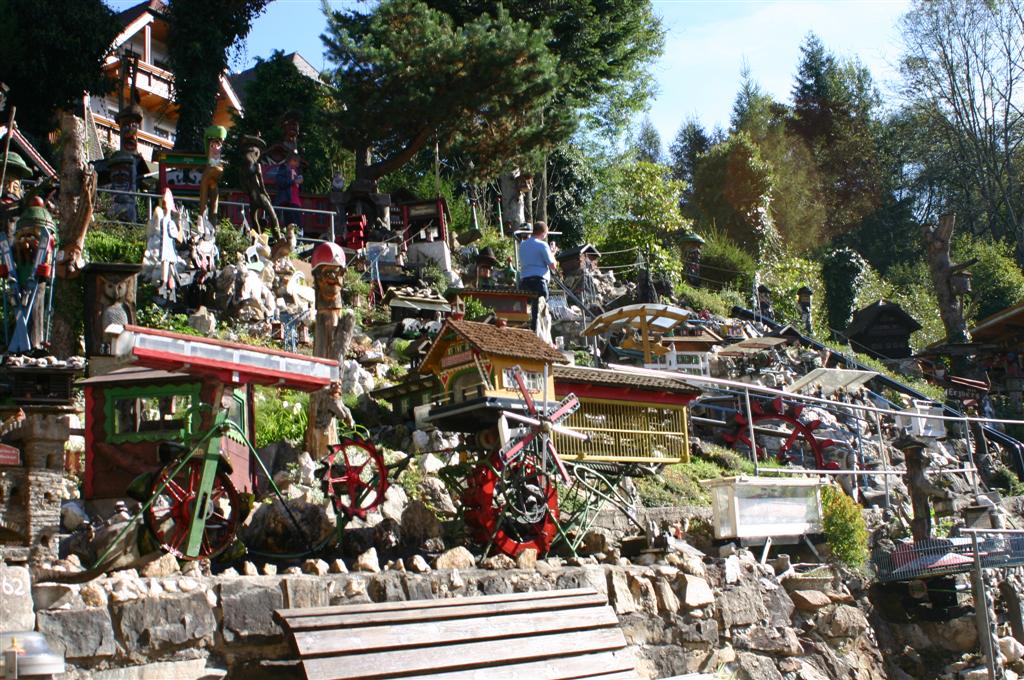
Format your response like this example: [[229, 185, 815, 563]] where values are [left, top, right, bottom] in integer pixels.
[[632, 117, 662, 164], [668, 117, 710, 220]]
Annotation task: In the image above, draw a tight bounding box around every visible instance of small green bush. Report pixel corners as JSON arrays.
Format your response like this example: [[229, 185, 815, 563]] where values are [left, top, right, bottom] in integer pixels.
[[462, 295, 490, 321], [821, 484, 868, 568], [698, 228, 755, 292], [254, 387, 309, 449], [85, 222, 146, 263], [215, 220, 250, 262]]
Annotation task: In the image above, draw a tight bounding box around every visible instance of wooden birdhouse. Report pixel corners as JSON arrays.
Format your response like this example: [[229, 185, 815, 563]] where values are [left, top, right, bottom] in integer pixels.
[[419, 319, 567, 433]]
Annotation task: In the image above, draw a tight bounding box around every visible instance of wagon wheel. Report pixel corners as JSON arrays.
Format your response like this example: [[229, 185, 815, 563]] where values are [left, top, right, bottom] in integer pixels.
[[320, 438, 389, 519], [145, 459, 241, 560], [462, 451, 559, 557], [722, 397, 836, 469]]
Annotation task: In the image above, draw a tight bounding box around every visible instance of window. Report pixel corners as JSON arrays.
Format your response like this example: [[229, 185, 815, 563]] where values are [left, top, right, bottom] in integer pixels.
[[105, 384, 201, 443], [502, 368, 544, 393]]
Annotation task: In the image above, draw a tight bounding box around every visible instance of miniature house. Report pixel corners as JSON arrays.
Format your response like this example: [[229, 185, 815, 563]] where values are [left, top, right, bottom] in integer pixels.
[[704, 476, 824, 541], [384, 288, 451, 323], [419, 318, 567, 433], [556, 244, 601, 277], [647, 325, 724, 376], [845, 300, 922, 360], [445, 287, 537, 327], [552, 365, 699, 464]]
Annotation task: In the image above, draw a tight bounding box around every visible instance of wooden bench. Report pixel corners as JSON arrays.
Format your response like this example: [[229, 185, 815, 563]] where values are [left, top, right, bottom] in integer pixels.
[[273, 586, 638, 680]]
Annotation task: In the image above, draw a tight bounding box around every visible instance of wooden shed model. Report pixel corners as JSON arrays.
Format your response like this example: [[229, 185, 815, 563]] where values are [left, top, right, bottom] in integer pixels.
[[444, 287, 537, 327]]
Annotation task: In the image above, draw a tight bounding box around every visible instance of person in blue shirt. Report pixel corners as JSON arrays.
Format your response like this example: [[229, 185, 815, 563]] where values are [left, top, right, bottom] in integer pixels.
[[517, 221, 556, 331]]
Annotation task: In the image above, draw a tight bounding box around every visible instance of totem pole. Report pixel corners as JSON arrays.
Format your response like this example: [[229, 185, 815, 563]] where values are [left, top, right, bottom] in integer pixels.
[[304, 242, 355, 459], [0, 197, 56, 353], [1, 151, 32, 237]]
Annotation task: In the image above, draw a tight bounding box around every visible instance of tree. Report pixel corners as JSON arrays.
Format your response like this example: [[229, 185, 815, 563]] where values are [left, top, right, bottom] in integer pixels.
[[545, 143, 597, 249], [691, 133, 778, 257], [899, 0, 1024, 252], [321, 0, 563, 192], [166, 0, 271, 150], [228, 51, 348, 193], [0, 0, 118, 142], [632, 117, 662, 164]]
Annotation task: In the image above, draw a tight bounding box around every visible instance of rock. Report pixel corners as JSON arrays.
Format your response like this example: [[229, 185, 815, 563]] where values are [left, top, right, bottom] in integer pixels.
[[344, 579, 367, 598], [375, 517, 402, 551], [677, 574, 715, 608], [81, 583, 108, 608], [418, 476, 457, 514], [188, 306, 217, 334], [115, 592, 217, 655], [666, 551, 706, 578], [178, 577, 199, 593], [408, 554, 432, 573], [220, 581, 285, 641], [735, 652, 784, 680], [330, 558, 349, 574], [790, 589, 832, 611], [607, 569, 637, 615], [239, 497, 333, 554], [450, 568, 465, 589], [736, 625, 803, 656], [515, 548, 538, 570], [37, 607, 117, 659], [303, 559, 329, 576], [0, 566, 33, 631], [419, 452, 445, 474], [401, 500, 443, 547], [654, 578, 680, 615], [242, 561, 259, 576], [61, 500, 89, 531], [482, 554, 516, 570], [724, 554, 741, 584], [381, 484, 409, 522], [628, 573, 659, 614], [435, 547, 475, 570], [580, 530, 608, 555], [1002, 636, 1024, 664], [819, 603, 870, 640], [222, 567, 240, 577], [262, 564, 278, 576], [356, 548, 381, 573], [33, 583, 79, 610]]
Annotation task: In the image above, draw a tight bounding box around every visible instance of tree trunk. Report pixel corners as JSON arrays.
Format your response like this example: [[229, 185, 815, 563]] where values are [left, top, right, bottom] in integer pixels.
[[499, 172, 525, 230], [51, 110, 89, 358], [923, 213, 970, 345], [536, 153, 548, 223]]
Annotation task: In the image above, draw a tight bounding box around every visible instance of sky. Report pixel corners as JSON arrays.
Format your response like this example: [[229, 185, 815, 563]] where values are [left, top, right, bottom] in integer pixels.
[[109, 0, 912, 150]]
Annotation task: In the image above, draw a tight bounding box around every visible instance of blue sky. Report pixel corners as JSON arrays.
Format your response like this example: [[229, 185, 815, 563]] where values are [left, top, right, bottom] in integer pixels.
[[111, 0, 911, 149]]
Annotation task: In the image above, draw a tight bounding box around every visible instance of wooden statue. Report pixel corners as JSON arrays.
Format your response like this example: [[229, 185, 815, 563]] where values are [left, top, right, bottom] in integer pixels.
[[897, 434, 950, 542], [923, 213, 975, 345], [197, 125, 227, 221], [305, 242, 355, 458], [238, 135, 284, 256]]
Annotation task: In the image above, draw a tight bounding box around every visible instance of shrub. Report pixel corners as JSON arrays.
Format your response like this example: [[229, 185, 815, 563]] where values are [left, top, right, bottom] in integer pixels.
[[254, 387, 309, 449], [821, 484, 868, 568], [698, 228, 755, 293], [85, 221, 146, 263], [821, 247, 867, 339], [462, 295, 490, 321], [953, 235, 1024, 322], [215, 220, 250, 262], [761, 253, 828, 337], [677, 281, 732, 316]]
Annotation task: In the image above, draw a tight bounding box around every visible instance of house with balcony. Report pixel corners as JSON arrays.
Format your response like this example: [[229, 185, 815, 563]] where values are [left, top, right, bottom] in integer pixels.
[[88, 0, 243, 160]]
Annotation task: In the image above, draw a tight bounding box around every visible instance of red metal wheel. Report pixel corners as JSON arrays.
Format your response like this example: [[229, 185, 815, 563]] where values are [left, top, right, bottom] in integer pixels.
[[145, 459, 241, 560], [320, 438, 389, 519], [462, 452, 559, 558], [723, 399, 832, 469]]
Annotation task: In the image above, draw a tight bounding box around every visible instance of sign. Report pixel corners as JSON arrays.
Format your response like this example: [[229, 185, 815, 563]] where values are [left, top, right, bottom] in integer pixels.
[[441, 350, 474, 369], [0, 444, 20, 466], [944, 375, 988, 402]]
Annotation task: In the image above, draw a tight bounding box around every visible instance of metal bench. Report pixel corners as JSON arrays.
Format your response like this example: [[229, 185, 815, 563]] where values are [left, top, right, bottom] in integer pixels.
[[273, 586, 638, 679]]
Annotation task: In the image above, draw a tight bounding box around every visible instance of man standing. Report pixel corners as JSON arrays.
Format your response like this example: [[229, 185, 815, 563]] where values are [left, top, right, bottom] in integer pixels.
[[517, 221, 556, 331]]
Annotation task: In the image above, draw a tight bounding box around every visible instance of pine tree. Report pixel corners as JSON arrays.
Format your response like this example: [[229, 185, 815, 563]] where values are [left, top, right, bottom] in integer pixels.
[[632, 117, 663, 164]]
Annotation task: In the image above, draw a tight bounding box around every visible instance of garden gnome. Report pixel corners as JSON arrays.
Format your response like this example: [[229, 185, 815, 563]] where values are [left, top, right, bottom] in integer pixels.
[[198, 125, 227, 221], [1, 151, 32, 237], [238, 135, 284, 255], [757, 284, 774, 322], [475, 246, 498, 288], [305, 241, 355, 459], [1, 197, 56, 353], [797, 286, 813, 334]]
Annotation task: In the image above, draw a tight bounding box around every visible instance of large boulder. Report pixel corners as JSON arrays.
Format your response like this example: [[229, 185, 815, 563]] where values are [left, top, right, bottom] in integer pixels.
[[114, 592, 217, 656]]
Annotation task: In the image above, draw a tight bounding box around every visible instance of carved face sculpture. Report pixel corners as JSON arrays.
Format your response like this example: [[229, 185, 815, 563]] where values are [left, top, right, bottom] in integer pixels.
[[121, 120, 140, 154], [313, 265, 344, 310], [207, 138, 223, 163], [2, 176, 22, 201], [282, 117, 299, 146]]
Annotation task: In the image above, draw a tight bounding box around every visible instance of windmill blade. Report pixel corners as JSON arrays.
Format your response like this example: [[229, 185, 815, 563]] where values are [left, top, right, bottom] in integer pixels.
[[550, 423, 589, 441], [501, 411, 542, 427], [512, 365, 538, 416], [546, 438, 573, 485], [499, 430, 538, 465], [547, 394, 581, 424]]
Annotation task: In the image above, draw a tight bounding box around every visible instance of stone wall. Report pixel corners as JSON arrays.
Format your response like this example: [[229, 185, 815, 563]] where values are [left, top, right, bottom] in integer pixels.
[[31, 550, 888, 680]]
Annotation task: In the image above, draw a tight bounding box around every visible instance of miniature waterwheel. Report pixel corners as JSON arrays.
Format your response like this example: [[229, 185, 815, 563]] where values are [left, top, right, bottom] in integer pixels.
[[145, 459, 241, 560], [319, 438, 389, 519], [722, 397, 836, 469], [462, 451, 560, 557]]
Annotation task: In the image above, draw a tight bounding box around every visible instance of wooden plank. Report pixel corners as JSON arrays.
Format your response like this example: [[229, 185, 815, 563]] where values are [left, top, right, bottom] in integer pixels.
[[301, 628, 628, 680], [277, 588, 599, 622], [416, 650, 636, 679], [294, 606, 619, 657], [285, 593, 608, 632]]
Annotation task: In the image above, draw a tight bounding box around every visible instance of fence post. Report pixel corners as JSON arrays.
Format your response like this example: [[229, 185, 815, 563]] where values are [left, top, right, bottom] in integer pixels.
[[970, 530, 997, 680], [744, 387, 759, 475]]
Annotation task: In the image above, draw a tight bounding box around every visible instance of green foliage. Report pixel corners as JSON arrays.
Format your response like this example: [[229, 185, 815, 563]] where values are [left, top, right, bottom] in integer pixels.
[[821, 247, 867, 338], [761, 254, 828, 336], [84, 222, 146, 264], [820, 484, 868, 568], [472, 226, 514, 265], [228, 50, 351, 194], [461, 295, 490, 321], [343, 269, 371, 306], [572, 349, 595, 367], [253, 387, 309, 449], [853, 261, 945, 352], [597, 160, 688, 285], [631, 117, 663, 164], [698, 228, 755, 293], [322, 0, 565, 183], [167, 0, 271, 149], [0, 0, 118, 141], [420, 262, 449, 296], [691, 132, 780, 258], [669, 117, 712, 219], [215, 220, 250, 263], [953, 235, 1024, 322], [676, 281, 734, 317], [635, 444, 753, 507], [546, 143, 597, 249]]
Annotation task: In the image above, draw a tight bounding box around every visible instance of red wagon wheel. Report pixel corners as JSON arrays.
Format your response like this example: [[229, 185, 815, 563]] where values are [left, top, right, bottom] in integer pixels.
[[145, 459, 241, 560], [320, 438, 389, 519], [722, 397, 837, 469], [462, 452, 559, 558]]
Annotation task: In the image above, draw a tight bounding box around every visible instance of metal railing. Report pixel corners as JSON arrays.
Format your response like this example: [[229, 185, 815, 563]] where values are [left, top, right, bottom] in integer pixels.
[[95, 187, 337, 242]]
